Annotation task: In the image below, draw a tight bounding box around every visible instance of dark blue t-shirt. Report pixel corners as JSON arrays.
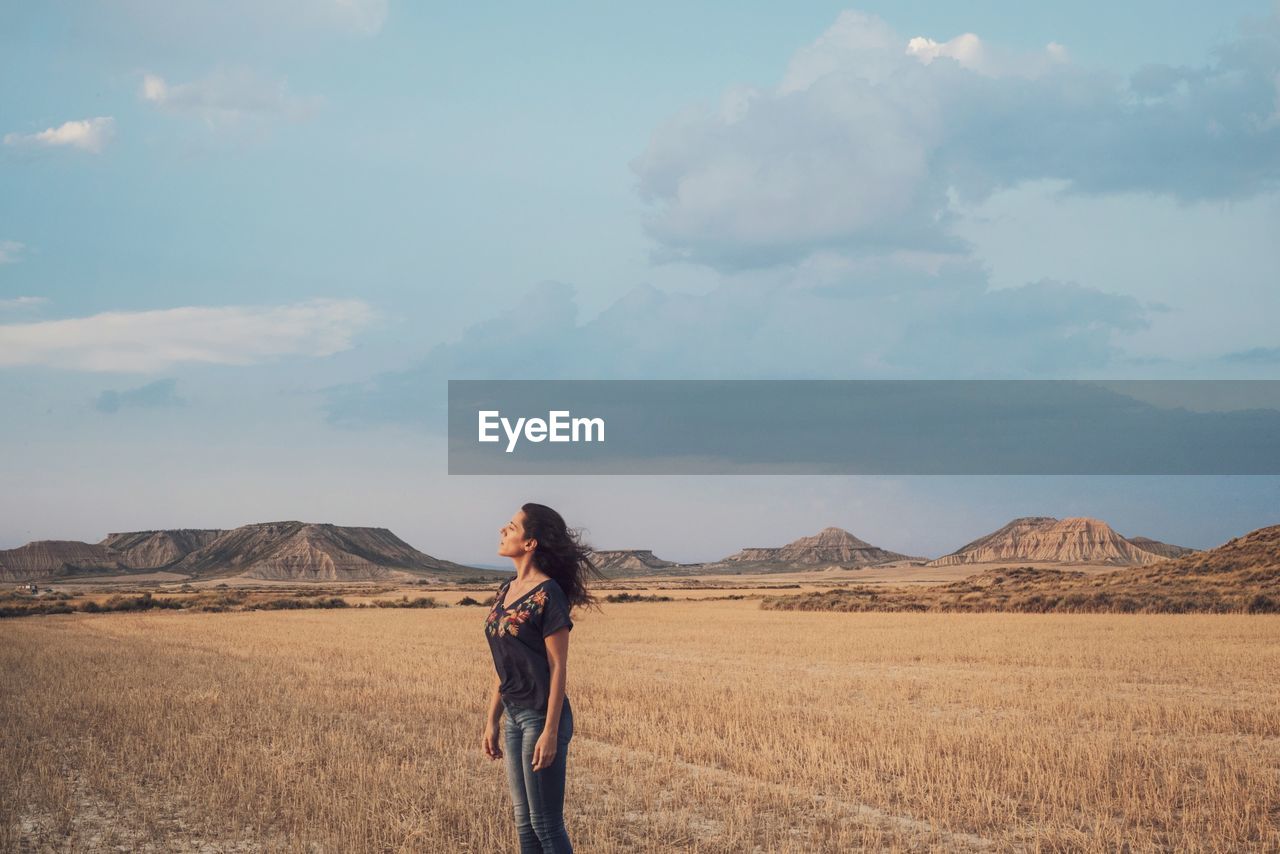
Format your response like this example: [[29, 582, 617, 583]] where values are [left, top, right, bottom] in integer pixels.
[[485, 576, 574, 713]]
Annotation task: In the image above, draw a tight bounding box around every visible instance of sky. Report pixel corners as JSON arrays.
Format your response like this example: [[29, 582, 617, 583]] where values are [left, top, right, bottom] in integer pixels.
[[1, 1, 1277, 564]]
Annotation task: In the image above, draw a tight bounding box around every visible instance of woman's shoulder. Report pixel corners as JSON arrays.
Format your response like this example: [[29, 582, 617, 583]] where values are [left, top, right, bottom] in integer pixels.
[[542, 576, 572, 604]]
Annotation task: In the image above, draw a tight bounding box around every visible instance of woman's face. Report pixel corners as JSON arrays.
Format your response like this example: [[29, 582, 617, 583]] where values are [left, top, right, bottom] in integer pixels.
[[498, 510, 533, 558]]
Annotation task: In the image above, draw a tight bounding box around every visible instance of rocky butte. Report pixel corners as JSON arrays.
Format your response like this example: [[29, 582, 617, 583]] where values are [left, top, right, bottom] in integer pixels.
[[709, 526, 923, 572], [927, 517, 1194, 567], [590, 549, 677, 576]]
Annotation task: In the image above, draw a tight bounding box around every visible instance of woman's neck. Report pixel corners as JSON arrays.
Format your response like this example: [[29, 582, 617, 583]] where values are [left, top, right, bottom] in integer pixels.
[[509, 552, 545, 582]]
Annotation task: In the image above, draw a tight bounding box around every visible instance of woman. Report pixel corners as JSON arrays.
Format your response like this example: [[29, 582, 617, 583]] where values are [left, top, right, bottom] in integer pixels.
[[482, 503, 602, 854]]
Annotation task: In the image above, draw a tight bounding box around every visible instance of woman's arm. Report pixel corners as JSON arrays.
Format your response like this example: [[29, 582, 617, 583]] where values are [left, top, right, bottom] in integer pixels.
[[482, 674, 504, 760], [487, 673, 503, 728], [531, 628, 570, 771], [542, 628, 570, 735]]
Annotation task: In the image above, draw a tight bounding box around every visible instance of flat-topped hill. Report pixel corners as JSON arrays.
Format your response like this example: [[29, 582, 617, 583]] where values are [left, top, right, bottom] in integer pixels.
[[928, 516, 1192, 567], [712, 526, 920, 570]]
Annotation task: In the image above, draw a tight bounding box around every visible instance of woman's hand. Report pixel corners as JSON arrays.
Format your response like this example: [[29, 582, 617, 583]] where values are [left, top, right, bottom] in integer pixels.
[[483, 723, 503, 761], [531, 729, 557, 771]]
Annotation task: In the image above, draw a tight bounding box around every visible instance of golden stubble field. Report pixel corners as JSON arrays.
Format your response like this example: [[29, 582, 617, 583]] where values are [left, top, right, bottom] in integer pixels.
[[2, 601, 1277, 852]]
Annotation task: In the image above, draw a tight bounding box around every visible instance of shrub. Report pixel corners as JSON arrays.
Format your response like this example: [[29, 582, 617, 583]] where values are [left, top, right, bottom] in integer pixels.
[[1246, 593, 1277, 614], [103, 593, 150, 612], [374, 596, 442, 609], [1061, 593, 1090, 610], [604, 592, 674, 603], [256, 598, 307, 610]]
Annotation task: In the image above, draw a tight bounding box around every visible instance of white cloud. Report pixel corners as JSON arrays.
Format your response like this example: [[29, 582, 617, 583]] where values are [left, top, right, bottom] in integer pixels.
[[3, 118, 115, 153], [141, 68, 321, 125], [780, 13, 1066, 90], [906, 34, 985, 70], [634, 20, 950, 270], [0, 240, 25, 264], [904, 34, 1067, 78], [0, 298, 374, 372]]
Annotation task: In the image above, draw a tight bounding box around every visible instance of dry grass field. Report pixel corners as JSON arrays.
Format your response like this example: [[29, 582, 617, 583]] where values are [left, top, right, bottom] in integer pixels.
[[3, 601, 1278, 852]]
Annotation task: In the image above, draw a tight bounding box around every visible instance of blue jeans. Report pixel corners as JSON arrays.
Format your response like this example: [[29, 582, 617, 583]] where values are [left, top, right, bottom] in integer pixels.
[[502, 696, 574, 854]]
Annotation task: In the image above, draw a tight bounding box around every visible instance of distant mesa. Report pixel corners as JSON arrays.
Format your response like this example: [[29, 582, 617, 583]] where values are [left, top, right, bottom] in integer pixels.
[[713, 526, 921, 571], [169, 522, 473, 582], [927, 517, 1196, 567], [0, 522, 475, 583], [591, 549, 676, 576]]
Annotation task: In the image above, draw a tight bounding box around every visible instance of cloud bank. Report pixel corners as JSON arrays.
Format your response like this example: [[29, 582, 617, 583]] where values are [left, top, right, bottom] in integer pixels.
[[0, 298, 374, 372], [633, 9, 1280, 270]]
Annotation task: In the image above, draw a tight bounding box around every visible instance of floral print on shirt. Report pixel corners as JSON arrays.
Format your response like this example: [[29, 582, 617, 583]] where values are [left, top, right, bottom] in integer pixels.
[[485, 585, 548, 638]]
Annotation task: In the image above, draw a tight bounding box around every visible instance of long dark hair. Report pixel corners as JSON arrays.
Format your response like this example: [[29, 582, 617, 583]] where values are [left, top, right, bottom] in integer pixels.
[[521, 502, 605, 611]]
